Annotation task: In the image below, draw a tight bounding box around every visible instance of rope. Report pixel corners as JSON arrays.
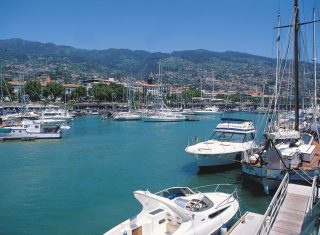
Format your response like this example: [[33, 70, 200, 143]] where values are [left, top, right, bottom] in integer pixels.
[[291, 168, 313, 185]]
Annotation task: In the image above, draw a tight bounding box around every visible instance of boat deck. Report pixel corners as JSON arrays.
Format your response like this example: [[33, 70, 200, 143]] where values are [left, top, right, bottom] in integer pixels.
[[227, 212, 264, 235], [300, 140, 320, 170]]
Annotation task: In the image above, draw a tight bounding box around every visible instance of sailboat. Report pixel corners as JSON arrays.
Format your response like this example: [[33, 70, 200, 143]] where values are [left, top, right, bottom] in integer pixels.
[[241, 0, 320, 194], [143, 63, 186, 122], [113, 78, 141, 121]]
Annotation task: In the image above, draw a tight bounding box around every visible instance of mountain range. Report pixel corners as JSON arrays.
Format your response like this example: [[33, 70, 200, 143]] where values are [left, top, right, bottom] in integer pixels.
[[0, 38, 276, 91]]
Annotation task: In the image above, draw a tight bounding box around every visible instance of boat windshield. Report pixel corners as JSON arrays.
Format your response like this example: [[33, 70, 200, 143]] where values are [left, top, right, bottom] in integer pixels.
[[156, 187, 194, 199], [174, 196, 214, 212], [210, 131, 246, 143]]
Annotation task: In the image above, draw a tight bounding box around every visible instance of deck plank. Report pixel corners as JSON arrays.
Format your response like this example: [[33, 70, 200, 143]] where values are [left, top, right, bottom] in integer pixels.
[[269, 190, 309, 235]]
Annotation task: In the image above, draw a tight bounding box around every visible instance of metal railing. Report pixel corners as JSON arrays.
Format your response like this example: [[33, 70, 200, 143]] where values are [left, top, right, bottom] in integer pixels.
[[255, 172, 289, 235], [306, 175, 318, 215]]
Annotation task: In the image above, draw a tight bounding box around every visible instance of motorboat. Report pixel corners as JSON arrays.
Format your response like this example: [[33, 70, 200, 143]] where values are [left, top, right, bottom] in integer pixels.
[[193, 106, 221, 115], [143, 111, 186, 122], [0, 119, 61, 140], [185, 118, 257, 167], [113, 111, 141, 121], [40, 109, 74, 120], [104, 186, 239, 235]]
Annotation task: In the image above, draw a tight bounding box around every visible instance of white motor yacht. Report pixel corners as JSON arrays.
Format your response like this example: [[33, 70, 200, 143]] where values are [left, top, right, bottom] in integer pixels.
[[104, 186, 239, 235], [0, 120, 61, 140], [185, 118, 257, 167], [113, 112, 141, 121], [193, 106, 221, 115], [143, 111, 186, 122], [40, 109, 73, 120]]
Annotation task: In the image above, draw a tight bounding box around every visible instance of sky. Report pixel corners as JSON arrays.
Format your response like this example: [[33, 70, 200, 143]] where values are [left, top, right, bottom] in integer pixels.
[[0, 0, 319, 57]]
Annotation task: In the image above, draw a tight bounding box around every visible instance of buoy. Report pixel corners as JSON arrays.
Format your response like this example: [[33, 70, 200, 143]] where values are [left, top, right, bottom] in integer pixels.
[[220, 223, 227, 235], [249, 154, 258, 164]]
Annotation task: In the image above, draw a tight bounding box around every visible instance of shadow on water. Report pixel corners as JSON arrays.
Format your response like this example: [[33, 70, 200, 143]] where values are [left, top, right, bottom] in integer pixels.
[[197, 164, 240, 175], [240, 175, 269, 197]]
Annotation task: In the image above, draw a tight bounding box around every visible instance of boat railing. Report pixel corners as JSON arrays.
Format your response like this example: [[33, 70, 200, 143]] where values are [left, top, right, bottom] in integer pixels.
[[306, 175, 318, 215], [192, 183, 237, 194], [192, 183, 238, 210], [300, 175, 320, 234], [255, 172, 289, 235], [216, 188, 239, 209]]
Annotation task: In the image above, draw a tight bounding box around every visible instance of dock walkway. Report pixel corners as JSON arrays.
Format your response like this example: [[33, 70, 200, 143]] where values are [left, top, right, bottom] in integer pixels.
[[228, 173, 319, 235], [269, 184, 311, 235]]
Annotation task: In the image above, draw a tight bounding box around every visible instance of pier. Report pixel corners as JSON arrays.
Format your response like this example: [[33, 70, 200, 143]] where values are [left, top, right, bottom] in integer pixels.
[[227, 173, 320, 235]]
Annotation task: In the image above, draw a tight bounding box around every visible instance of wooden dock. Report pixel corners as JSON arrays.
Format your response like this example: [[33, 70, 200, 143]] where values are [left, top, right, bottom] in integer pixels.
[[228, 173, 319, 235], [269, 184, 311, 235]]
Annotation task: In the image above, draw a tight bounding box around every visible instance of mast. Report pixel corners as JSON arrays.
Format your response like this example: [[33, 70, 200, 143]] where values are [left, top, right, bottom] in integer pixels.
[[313, 7, 317, 113], [275, 11, 281, 99], [293, 0, 299, 131]]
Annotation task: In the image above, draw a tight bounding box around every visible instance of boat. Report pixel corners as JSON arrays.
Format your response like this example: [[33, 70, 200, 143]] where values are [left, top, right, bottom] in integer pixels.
[[241, 0, 320, 194], [113, 79, 142, 121], [91, 109, 99, 115], [40, 109, 74, 120], [0, 119, 61, 140], [143, 111, 186, 122], [193, 106, 221, 115], [60, 124, 71, 130], [185, 118, 257, 167], [104, 186, 239, 235], [113, 112, 141, 121]]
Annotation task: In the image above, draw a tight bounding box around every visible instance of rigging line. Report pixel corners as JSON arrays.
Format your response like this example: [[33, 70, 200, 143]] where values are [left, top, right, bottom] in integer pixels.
[[291, 168, 312, 184]]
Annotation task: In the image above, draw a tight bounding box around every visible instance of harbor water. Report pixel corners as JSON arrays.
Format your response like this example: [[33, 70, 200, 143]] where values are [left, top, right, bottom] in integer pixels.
[[0, 113, 271, 235]]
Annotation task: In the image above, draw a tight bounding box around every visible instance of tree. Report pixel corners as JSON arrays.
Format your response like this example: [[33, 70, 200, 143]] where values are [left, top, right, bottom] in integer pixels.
[[90, 83, 126, 102], [25, 80, 42, 101], [182, 88, 201, 102], [70, 86, 87, 101], [0, 80, 14, 101], [43, 82, 65, 101], [90, 84, 108, 101]]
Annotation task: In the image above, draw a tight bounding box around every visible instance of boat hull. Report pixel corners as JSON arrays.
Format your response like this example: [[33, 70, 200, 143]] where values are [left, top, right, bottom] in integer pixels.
[[193, 152, 243, 167], [113, 117, 141, 121], [0, 128, 61, 140], [193, 111, 222, 115], [241, 162, 320, 194], [143, 117, 186, 122]]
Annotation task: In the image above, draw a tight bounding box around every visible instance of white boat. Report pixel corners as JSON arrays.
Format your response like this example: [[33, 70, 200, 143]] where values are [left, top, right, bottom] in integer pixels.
[[91, 109, 99, 115], [241, 131, 320, 194], [60, 124, 71, 130], [241, 0, 320, 194], [185, 118, 257, 167], [143, 111, 186, 122], [193, 106, 221, 115], [113, 112, 141, 121], [180, 109, 195, 115], [0, 120, 61, 140], [40, 109, 73, 120], [104, 186, 239, 235]]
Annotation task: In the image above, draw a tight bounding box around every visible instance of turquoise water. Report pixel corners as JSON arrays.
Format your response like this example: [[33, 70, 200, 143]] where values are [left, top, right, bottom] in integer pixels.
[[0, 113, 271, 235]]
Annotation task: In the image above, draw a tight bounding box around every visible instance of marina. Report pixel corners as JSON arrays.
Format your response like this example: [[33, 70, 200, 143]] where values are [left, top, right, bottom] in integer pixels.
[[0, 114, 272, 235], [1, 0, 320, 234]]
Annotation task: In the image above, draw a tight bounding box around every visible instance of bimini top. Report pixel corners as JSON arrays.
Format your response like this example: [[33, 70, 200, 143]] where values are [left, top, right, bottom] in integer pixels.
[[215, 118, 255, 133]]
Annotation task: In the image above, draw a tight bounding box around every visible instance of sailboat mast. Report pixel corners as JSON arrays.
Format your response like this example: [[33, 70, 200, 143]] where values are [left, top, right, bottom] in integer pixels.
[[275, 11, 281, 97], [294, 0, 299, 131], [274, 12, 281, 114], [313, 7, 317, 111]]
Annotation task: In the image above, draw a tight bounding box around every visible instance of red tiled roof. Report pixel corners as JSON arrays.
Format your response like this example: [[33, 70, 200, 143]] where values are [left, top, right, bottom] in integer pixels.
[[62, 84, 82, 88]]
